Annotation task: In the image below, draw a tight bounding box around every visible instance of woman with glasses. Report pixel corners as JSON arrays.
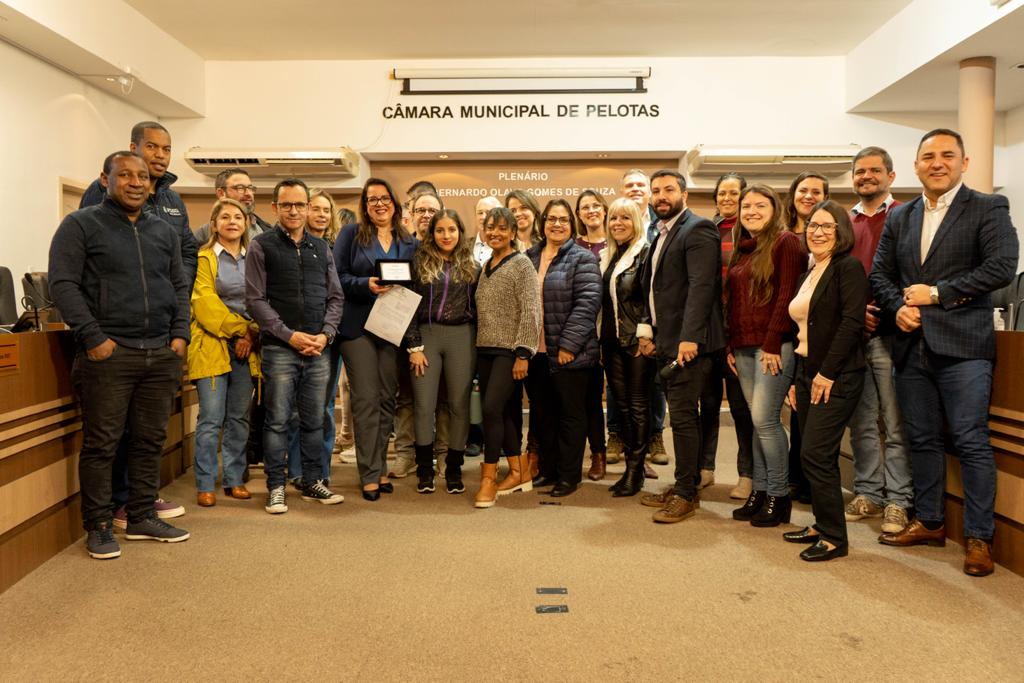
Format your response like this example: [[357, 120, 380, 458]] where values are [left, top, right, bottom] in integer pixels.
[[333, 177, 417, 501], [784, 200, 867, 561], [473, 207, 541, 508], [575, 189, 610, 480], [725, 185, 805, 527], [784, 171, 830, 504], [600, 198, 654, 497], [527, 199, 602, 497], [188, 198, 260, 507], [405, 209, 479, 495]]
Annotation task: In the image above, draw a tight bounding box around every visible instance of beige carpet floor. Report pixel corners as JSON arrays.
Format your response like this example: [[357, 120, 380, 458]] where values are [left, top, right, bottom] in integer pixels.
[[2, 421, 1023, 681]]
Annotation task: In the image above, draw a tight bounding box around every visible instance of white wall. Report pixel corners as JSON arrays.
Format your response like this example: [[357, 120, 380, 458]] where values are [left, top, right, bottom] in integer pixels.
[[168, 57, 940, 191], [0, 39, 154, 310], [998, 104, 1024, 267]]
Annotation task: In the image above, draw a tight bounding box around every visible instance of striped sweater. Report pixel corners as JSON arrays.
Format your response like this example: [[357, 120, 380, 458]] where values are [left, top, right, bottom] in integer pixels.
[[475, 252, 541, 355]]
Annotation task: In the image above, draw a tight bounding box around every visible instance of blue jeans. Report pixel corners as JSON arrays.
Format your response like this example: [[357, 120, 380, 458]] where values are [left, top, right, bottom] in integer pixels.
[[848, 336, 912, 507], [194, 355, 252, 492], [321, 344, 345, 478], [895, 340, 996, 540], [734, 344, 795, 497], [262, 345, 330, 490], [650, 373, 666, 434]]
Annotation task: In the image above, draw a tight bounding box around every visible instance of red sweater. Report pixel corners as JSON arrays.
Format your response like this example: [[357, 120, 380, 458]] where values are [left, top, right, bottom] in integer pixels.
[[726, 230, 806, 354], [717, 215, 737, 281], [850, 199, 902, 276]]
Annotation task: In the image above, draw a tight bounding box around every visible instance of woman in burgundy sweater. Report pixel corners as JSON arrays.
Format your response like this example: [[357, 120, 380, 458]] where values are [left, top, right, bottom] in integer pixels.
[[726, 185, 806, 527]]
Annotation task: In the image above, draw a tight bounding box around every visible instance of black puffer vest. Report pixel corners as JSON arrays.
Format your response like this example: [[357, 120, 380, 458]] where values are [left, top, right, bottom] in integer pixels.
[[255, 227, 331, 346]]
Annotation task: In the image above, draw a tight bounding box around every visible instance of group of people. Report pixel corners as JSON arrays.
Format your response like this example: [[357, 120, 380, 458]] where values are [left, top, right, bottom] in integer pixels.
[[48, 121, 1019, 577]]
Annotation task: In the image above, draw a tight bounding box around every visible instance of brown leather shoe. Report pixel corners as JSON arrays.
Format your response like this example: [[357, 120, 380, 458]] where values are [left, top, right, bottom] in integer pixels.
[[643, 463, 659, 479], [652, 494, 697, 523], [225, 486, 252, 500], [197, 492, 216, 507], [878, 519, 945, 547], [587, 452, 607, 481], [964, 538, 994, 577]]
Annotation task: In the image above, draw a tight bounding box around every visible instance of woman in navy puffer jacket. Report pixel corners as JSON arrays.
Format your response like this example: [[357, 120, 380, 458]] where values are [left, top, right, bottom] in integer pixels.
[[526, 198, 602, 497]]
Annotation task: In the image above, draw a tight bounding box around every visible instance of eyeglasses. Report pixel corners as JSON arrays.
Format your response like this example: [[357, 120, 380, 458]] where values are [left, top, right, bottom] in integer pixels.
[[806, 222, 837, 234], [228, 184, 257, 194], [545, 216, 571, 226], [413, 207, 438, 216], [366, 196, 394, 206], [276, 202, 308, 212]]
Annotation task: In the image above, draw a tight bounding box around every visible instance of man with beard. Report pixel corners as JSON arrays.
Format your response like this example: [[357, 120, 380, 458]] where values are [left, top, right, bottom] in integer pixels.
[[636, 170, 724, 523], [193, 168, 273, 243], [844, 146, 913, 536]]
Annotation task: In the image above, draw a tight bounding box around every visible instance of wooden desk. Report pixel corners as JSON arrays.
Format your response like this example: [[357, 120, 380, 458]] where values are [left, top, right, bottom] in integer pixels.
[[0, 331, 196, 593]]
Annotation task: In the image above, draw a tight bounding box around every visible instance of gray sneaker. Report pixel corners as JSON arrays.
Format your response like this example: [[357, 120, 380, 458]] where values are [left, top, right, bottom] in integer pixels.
[[86, 522, 121, 559], [389, 456, 415, 478], [265, 486, 288, 514], [844, 494, 883, 521], [124, 516, 190, 543], [648, 433, 669, 465], [881, 503, 909, 534]]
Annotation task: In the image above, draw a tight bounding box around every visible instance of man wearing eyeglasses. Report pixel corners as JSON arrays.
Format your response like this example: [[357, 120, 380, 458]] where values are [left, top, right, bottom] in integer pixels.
[[410, 193, 442, 241], [870, 128, 1019, 576], [193, 168, 274, 244], [246, 178, 345, 513]]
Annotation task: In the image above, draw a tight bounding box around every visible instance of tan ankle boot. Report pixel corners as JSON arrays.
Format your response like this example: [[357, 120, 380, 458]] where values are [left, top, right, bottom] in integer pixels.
[[527, 451, 540, 479], [497, 454, 533, 496], [475, 462, 498, 508]]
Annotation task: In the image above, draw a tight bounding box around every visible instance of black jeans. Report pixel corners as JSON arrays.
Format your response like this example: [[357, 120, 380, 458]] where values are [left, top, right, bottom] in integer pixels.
[[477, 352, 523, 463], [73, 346, 182, 529], [583, 364, 607, 454], [701, 350, 755, 477], [530, 360, 590, 485], [603, 342, 654, 460], [794, 358, 864, 547], [661, 353, 712, 500]]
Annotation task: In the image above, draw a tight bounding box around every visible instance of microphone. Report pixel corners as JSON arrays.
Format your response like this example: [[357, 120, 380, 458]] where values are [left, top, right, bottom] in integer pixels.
[[21, 296, 40, 332]]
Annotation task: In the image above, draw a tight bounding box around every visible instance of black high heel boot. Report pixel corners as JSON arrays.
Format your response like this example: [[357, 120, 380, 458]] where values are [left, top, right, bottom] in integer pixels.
[[750, 494, 792, 527], [612, 456, 645, 497], [609, 450, 633, 494], [732, 490, 767, 521]]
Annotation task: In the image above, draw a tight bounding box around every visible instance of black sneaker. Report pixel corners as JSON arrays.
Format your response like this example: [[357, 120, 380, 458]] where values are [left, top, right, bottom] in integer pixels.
[[124, 516, 190, 543], [265, 486, 288, 514], [417, 475, 436, 494], [301, 479, 344, 505], [86, 522, 121, 559], [445, 474, 465, 494]]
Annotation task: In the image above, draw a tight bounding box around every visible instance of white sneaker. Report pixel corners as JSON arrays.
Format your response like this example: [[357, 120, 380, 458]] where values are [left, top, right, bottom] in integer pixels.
[[844, 494, 883, 521], [265, 486, 288, 514], [881, 503, 909, 534], [389, 456, 415, 478], [730, 476, 753, 500]]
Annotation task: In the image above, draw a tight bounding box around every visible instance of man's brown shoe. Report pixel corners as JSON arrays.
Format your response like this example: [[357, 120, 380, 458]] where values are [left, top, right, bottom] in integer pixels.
[[197, 492, 216, 507], [587, 452, 607, 481], [878, 519, 945, 547], [652, 495, 697, 524], [964, 538, 994, 577], [640, 487, 674, 508], [225, 486, 252, 500]]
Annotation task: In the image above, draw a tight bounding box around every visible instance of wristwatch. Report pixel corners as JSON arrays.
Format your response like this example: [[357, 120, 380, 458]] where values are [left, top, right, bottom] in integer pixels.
[[929, 286, 939, 305], [324, 332, 335, 345]]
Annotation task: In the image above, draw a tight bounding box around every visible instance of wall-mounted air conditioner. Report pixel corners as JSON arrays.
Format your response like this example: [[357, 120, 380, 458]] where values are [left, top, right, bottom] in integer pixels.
[[185, 147, 361, 180], [686, 145, 859, 186]]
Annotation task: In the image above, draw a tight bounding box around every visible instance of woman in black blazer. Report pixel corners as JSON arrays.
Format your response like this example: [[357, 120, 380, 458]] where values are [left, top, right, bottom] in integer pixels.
[[333, 177, 417, 501], [785, 200, 867, 561]]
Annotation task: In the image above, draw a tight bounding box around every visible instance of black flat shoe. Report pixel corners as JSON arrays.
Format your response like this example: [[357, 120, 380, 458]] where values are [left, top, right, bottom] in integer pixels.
[[378, 482, 394, 494], [550, 481, 578, 497], [533, 474, 558, 488], [362, 488, 381, 502], [800, 539, 849, 562], [783, 526, 821, 544]]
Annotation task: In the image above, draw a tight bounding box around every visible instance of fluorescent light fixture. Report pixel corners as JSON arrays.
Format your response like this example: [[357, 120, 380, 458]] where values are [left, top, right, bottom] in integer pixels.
[[393, 66, 650, 95]]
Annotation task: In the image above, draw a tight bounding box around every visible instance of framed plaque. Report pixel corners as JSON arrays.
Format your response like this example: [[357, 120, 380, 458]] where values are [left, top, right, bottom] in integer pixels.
[[374, 259, 413, 285]]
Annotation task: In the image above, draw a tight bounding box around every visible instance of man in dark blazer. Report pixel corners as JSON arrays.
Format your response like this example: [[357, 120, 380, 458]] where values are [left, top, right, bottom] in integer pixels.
[[636, 170, 725, 523], [870, 128, 1019, 577]]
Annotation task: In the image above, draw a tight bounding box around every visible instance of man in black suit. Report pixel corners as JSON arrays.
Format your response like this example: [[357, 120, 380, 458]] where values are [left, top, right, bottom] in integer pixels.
[[870, 128, 1018, 576], [636, 170, 725, 523]]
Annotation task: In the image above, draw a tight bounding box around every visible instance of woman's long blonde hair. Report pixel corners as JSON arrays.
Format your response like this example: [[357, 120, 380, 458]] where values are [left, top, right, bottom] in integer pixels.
[[602, 198, 644, 267], [309, 187, 341, 245], [204, 198, 251, 250]]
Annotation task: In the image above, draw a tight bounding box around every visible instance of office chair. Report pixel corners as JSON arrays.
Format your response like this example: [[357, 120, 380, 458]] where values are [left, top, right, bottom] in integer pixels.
[[0, 267, 18, 325]]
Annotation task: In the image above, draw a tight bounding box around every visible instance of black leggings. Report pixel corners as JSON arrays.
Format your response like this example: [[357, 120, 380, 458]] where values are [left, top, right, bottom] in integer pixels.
[[583, 364, 607, 453], [603, 342, 654, 459], [477, 352, 523, 463]]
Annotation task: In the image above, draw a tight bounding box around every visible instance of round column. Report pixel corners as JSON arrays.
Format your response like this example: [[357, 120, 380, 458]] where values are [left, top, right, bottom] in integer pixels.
[[958, 57, 996, 193]]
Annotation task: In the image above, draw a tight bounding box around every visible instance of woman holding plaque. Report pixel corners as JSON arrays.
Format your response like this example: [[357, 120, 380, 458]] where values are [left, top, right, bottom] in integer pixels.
[[405, 209, 480, 495], [333, 177, 417, 501]]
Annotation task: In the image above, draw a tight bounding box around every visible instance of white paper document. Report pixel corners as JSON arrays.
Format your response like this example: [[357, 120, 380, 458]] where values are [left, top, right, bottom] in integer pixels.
[[364, 286, 422, 346]]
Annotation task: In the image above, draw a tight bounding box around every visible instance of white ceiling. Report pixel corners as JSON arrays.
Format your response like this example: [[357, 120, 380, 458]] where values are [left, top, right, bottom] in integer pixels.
[[124, 0, 914, 60]]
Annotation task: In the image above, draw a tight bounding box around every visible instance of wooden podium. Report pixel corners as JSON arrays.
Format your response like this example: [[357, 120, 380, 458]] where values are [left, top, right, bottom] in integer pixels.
[[0, 331, 195, 593]]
